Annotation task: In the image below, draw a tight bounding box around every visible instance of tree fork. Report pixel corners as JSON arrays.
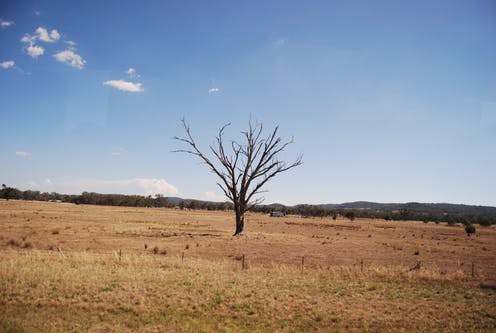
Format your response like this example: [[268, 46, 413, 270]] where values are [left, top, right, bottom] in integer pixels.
[[174, 118, 302, 235]]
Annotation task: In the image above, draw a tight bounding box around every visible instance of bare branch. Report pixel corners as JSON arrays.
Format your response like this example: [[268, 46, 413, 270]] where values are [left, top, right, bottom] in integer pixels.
[[174, 118, 302, 235]]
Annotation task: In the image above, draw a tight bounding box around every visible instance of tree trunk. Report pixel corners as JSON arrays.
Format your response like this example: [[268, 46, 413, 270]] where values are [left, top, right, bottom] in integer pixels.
[[234, 208, 245, 236]]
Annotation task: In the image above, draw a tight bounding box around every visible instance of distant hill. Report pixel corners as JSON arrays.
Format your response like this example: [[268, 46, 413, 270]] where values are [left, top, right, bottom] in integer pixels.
[[318, 201, 496, 215]]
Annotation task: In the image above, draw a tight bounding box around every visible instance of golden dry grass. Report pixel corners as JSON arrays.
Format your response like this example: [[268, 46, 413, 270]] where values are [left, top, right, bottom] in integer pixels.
[[1, 199, 495, 332]]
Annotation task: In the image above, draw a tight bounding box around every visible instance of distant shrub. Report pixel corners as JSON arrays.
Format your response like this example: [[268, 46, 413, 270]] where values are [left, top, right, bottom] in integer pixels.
[[153, 246, 159, 254], [465, 224, 476, 236], [23, 242, 33, 249], [344, 211, 355, 221], [7, 239, 20, 247], [51, 229, 60, 235]]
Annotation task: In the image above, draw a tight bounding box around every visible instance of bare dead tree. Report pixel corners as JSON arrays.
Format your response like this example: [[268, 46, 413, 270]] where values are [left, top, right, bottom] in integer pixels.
[[174, 119, 302, 236]]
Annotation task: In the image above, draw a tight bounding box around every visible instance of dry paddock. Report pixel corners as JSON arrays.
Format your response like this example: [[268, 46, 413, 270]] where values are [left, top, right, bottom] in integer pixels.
[[1, 200, 494, 279], [0, 199, 495, 332]]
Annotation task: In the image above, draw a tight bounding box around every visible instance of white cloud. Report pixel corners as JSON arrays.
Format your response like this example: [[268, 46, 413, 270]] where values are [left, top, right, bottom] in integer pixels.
[[0, 60, 15, 69], [21, 27, 63, 59], [54, 49, 86, 69], [111, 152, 121, 156], [35, 27, 61, 42], [208, 87, 220, 94], [21, 32, 45, 58], [0, 19, 14, 28], [21, 34, 36, 44], [15, 151, 31, 157], [25, 178, 178, 196], [69, 178, 178, 196], [103, 79, 144, 92], [205, 191, 226, 202], [26, 44, 45, 58], [50, 30, 61, 41], [125, 67, 140, 78], [65, 40, 77, 47], [34, 10, 41, 16]]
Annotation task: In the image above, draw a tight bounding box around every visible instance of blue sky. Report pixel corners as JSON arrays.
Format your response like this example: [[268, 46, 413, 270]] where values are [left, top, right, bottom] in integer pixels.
[[1, 1, 495, 206]]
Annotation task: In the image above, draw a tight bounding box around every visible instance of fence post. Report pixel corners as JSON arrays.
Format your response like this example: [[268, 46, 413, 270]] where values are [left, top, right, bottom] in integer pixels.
[[119, 249, 122, 263], [471, 262, 475, 277], [182, 251, 184, 263], [301, 256, 305, 270], [360, 259, 363, 273], [56, 246, 64, 257], [242, 254, 246, 270]]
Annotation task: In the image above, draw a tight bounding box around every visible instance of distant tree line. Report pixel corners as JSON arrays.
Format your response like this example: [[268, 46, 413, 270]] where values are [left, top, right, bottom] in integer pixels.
[[0, 185, 232, 211], [250, 204, 494, 226], [1, 184, 495, 226]]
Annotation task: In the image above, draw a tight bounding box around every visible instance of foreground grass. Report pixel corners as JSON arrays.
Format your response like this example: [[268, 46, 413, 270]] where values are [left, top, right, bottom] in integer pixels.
[[0, 250, 495, 332]]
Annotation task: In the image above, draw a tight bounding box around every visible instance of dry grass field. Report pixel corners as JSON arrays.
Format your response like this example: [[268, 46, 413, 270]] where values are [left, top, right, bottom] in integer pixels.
[[1, 199, 495, 332]]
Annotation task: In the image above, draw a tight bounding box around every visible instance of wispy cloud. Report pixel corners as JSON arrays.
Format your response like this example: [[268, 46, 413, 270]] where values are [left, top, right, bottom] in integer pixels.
[[103, 79, 144, 92], [15, 151, 31, 157], [35, 27, 60, 42], [0, 60, 15, 69], [54, 49, 86, 69], [1, 60, 30, 75], [111, 148, 127, 156], [34, 10, 41, 16], [0, 18, 14, 28], [208, 87, 220, 94], [274, 38, 288, 48]]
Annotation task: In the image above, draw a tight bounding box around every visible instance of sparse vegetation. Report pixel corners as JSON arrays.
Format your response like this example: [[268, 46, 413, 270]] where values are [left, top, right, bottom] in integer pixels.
[[0, 199, 495, 332]]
